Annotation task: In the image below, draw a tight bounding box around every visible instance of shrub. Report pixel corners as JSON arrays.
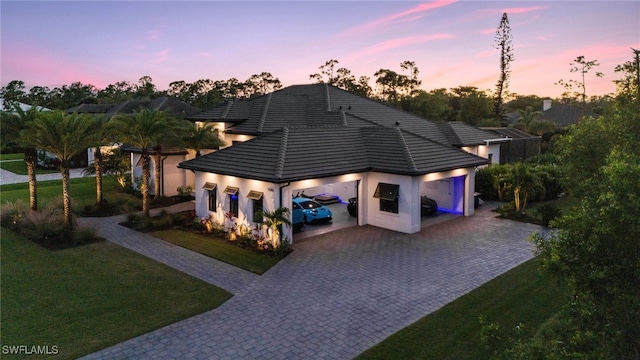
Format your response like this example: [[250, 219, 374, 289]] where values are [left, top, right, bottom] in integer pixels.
[[0, 199, 29, 229], [534, 204, 561, 227], [1, 198, 100, 247], [476, 164, 511, 201]]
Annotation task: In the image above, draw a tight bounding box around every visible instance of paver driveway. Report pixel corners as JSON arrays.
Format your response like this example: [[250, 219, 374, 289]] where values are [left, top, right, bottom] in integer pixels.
[[80, 204, 547, 360]]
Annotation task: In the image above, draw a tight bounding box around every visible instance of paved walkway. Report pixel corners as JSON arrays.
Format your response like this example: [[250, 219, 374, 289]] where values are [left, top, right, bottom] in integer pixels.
[[79, 203, 547, 360], [0, 165, 88, 185]]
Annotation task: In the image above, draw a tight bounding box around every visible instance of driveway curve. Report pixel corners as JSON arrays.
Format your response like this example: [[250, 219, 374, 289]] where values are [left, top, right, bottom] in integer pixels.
[[81, 204, 547, 360]]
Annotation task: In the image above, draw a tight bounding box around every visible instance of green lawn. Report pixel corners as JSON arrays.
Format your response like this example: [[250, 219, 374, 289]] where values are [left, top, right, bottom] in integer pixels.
[[0, 228, 232, 360], [0, 158, 59, 175], [0, 176, 140, 214], [356, 257, 565, 360], [152, 229, 280, 274], [0, 153, 24, 161]]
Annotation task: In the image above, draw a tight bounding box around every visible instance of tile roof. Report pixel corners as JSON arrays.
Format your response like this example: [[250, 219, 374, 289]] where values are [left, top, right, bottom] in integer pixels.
[[186, 84, 504, 147], [482, 127, 540, 140], [444, 121, 510, 146], [179, 126, 489, 182]]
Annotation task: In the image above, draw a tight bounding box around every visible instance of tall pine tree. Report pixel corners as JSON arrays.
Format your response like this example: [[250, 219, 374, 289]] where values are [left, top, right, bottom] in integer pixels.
[[494, 13, 514, 125]]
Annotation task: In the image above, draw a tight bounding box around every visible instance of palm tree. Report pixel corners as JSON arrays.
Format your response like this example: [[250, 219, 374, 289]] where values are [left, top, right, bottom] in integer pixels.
[[87, 115, 112, 207], [516, 106, 541, 130], [11, 102, 43, 210], [183, 122, 226, 157], [258, 207, 292, 247], [496, 163, 545, 213], [108, 108, 173, 216], [21, 111, 97, 230]]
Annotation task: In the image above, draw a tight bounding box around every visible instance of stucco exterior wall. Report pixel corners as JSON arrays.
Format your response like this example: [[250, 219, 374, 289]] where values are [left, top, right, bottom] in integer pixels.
[[462, 144, 501, 166], [365, 172, 419, 234], [194, 173, 279, 235]]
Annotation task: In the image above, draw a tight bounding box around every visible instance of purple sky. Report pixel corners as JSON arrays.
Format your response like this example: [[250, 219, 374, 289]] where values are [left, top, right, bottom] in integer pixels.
[[2, 1, 638, 98]]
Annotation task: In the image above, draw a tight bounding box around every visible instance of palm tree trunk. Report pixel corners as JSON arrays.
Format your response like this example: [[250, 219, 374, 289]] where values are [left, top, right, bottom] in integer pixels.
[[25, 148, 38, 210], [141, 153, 151, 216], [153, 152, 162, 199], [60, 163, 73, 231], [94, 147, 103, 205]]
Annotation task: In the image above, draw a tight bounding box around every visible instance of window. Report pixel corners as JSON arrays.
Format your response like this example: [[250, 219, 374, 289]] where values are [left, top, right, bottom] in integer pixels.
[[224, 186, 239, 217], [203, 182, 217, 212], [488, 153, 494, 164], [373, 182, 399, 214], [247, 190, 264, 222]]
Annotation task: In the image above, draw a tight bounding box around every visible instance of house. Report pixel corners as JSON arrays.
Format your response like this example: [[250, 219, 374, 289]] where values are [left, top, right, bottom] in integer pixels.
[[179, 84, 506, 241], [69, 97, 202, 195], [482, 127, 541, 164]]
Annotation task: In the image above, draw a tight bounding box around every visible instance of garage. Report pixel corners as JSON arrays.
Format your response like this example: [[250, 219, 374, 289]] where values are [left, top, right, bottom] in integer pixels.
[[289, 178, 360, 241], [421, 175, 466, 214]]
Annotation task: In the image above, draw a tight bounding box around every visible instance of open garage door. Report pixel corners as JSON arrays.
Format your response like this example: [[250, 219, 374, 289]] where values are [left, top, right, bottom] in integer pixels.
[[292, 179, 359, 241], [421, 175, 466, 214]]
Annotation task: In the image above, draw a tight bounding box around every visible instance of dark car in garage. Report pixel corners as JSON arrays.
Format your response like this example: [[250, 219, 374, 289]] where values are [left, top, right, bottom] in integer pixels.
[[347, 196, 438, 217]]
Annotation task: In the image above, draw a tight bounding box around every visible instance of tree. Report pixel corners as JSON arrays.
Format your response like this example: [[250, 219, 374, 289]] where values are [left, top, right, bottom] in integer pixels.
[[88, 115, 113, 207], [135, 76, 158, 99], [400, 60, 421, 95], [83, 147, 130, 190], [530, 149, 640, 359], [613, 48, 640, 105], [399, 89, 453, 121], [97, 81, 136, 103], [515, 106, 540, 129], [11, 102, 43, 210], [108, 109, 173, 216], [556, 55, 604, 112], [21, 111, 97, 230], [0, 80, 28, 108], [309, 59, 340, 84], [493, 13, 514, 124], [183, 122, 225, 157], [450, 86, 493, 125], [246, 72, 282, 96], [493, 162, 545, 213], [258, 207, 292, 248]]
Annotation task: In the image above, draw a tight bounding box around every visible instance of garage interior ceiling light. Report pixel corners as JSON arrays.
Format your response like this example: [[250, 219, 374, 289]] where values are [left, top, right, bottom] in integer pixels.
[[202, 182, 217, 190], [373, 183, 400, 201], [247, 190, 263, 200], [223, 186, 239, 195]]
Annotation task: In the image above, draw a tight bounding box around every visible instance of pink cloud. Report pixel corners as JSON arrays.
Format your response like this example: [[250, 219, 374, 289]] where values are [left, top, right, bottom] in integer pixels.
[[345, 34, 455, 61], [341, 0, 457, 37]]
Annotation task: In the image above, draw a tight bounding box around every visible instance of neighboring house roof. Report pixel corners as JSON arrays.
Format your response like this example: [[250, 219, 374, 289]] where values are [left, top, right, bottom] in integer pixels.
[[67, 97, 202, 118], [186, 84, 505, 147], [179, 126, 489, 183], [540, 104, 593, 126], [120, 144, 188, 156], [1, 98, 49, 112], [482, 127, 541, 140]]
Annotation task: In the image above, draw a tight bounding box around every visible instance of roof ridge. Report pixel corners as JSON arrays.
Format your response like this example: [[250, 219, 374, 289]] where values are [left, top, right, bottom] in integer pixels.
[[221, 101, 233, 119], [153, 97, 168, 110], [257, 93, 273, 132], [274, 127, 289, 179], [110, 100, 129, 114], [324, 83, 331, 112], [396, 127, 418, 173], [340, 111, 347, 126]]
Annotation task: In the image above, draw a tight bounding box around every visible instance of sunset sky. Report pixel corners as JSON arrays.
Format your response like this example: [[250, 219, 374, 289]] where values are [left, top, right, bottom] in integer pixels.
[[1, 1, 638, 98]]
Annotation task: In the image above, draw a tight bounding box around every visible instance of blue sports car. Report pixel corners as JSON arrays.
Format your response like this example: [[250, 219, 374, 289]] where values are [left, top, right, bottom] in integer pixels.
[[292, 197, 333, 224]]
